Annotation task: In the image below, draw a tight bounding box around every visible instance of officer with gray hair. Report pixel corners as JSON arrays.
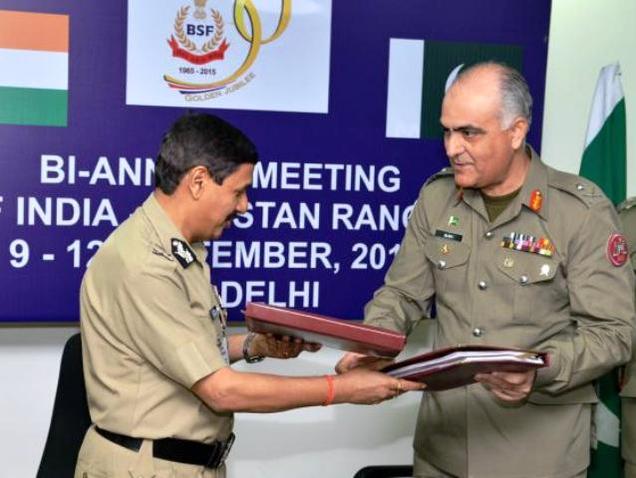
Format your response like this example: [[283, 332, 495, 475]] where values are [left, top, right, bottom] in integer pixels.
[[339, 62, 635, 478]]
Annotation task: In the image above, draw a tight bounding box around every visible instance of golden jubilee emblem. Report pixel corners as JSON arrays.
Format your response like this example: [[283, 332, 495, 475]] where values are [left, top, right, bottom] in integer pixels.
[[163, 0, 291, 100]]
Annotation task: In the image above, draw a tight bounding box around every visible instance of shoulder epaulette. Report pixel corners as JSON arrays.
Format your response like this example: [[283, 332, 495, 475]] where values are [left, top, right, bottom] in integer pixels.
[[423, 166, 454, 189], [548, 169, 607, 208], [617, 196, 636, 213]]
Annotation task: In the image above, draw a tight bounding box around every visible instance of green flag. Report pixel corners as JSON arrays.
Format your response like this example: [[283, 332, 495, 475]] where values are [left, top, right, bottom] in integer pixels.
[[581, 63, 626, 478], [385, 39, 522, 139]]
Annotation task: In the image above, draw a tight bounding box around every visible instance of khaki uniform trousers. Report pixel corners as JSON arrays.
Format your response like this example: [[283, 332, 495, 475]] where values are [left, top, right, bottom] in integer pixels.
[[413, 451, 586, 478], [75, 426, 226, 478], [624, 398, 636, 478]]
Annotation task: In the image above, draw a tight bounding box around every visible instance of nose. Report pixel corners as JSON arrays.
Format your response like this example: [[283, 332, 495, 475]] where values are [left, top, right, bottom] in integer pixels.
[[236, 193, 249, 214], [444, 131, 464, 158]]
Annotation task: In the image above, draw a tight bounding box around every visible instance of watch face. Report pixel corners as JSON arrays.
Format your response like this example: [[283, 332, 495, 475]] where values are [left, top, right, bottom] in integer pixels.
[[246, 354, 265, 363], [243, 333, 264, 363]]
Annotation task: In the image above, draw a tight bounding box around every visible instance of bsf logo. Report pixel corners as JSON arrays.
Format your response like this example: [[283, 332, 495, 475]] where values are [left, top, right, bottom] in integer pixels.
[[164, 0, 291, 101]]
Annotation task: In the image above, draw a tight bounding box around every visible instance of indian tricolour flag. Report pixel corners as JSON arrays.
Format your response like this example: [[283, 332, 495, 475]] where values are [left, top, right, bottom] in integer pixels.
[[385, 39, 522, 139], [0, 10, 69, 127]]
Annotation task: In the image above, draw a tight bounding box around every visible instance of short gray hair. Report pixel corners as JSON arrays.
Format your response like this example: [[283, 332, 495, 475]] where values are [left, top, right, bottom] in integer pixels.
[[455, 61, 533, 128]]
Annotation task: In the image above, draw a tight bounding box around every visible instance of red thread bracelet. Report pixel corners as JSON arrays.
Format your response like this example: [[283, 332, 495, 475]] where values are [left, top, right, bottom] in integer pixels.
[[323, 375, 335, 406]]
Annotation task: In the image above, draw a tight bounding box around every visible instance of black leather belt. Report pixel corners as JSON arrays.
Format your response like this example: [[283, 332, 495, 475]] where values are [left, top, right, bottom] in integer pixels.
[[95, 426, 234, 469]]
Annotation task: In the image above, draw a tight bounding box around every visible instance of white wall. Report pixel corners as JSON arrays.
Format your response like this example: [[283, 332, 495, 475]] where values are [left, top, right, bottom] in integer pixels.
[[542, 0, 636, 195], [4, 1, 636, 477], [0, 327, 79, 477]]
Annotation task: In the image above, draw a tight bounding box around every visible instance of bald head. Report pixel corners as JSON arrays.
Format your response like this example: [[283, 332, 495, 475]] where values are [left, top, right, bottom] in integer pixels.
[[449, 62, 533, 129]]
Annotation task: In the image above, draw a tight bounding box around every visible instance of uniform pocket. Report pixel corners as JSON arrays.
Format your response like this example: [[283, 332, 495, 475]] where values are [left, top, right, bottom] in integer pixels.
[[423, 239, 471, 287], [496, 250, 566, 325]]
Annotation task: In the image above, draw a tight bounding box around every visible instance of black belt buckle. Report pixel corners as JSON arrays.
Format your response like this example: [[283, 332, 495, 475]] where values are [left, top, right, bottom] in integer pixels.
[[206, 433, 235, 469]]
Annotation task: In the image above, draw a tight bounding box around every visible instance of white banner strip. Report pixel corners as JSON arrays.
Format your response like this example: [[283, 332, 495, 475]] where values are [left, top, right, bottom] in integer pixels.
[[0, 48, 68, 90], [385, 39, 424, 139]]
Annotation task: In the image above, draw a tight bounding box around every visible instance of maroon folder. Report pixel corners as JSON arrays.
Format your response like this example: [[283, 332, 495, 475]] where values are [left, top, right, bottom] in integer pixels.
[[382, 345, 549, 391], [244, 302, 406, 357]]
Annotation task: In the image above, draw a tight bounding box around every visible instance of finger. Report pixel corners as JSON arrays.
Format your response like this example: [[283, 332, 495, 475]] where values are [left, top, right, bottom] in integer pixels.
[[475, 373, 514, 391], [361, 357, 394, 371], [481, 373, 533, 395], [490, 371, 527, 385], [335, 352, 365, 374], [491, 388, 526, 403], [400, 379, 426, 391]]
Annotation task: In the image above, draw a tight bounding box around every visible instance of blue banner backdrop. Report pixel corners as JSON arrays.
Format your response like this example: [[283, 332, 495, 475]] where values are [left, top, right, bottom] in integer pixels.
[[0, 0, 551, 322]]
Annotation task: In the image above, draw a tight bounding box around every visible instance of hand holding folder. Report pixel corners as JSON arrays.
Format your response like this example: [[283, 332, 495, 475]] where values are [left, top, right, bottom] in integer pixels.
[[381, 345, 548, 391], [244, 302, 406, 357]]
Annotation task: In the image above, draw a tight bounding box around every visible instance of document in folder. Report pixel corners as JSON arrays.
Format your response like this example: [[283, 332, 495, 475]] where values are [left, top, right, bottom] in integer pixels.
[[244, 302, 406, 357], [382, 345, 549, 391]]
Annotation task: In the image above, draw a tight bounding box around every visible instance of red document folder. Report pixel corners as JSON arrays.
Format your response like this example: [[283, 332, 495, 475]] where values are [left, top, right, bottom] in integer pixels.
[[244, 302, 406, 357], [382, 345, 549, 391]]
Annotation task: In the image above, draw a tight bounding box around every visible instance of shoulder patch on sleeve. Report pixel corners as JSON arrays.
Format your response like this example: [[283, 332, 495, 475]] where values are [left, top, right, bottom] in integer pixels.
[[607, 233, 629, 267], [548, 169, 607, 208]]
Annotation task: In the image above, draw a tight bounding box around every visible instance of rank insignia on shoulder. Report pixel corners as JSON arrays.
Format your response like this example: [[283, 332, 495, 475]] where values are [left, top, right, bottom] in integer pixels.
[[607, 233, 628, 267], [529, 189, 543, 212], [171, 238, 196, 268], [501, 232, 555, 257]]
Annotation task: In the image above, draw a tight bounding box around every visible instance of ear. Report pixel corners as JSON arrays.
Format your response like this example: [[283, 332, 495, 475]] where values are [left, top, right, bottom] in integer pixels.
[[187, 166, 209, 200], [509, 117, 529, 150]]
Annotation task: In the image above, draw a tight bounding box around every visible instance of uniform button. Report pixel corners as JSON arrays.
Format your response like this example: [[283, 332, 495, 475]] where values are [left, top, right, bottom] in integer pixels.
[[520, 275, 529, 285], [478, 280, 487, 290], [485, 231, 494, 239], [472, 327, 484, 337], [437, 260, 447, 269], [576, 183, 585, 191]]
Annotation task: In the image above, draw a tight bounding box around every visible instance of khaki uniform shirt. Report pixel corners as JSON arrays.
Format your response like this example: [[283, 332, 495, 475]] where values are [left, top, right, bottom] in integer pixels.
[[620, 196, 636, 398], [619, 197, 636, 469], [80, 193, 232, 443], [365, 148, 635, 478]]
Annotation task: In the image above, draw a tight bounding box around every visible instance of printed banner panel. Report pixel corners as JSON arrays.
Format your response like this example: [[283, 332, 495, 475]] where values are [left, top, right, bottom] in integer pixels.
[[126, 0, 332, 113], [0, 0, 551, 322]]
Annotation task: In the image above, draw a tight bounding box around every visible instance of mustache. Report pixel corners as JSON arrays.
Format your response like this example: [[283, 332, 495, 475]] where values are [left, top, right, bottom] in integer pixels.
[[450, 155, 472, 165]]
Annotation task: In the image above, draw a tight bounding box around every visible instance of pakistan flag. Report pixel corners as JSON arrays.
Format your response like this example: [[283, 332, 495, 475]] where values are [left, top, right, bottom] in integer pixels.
[[581, 63, 627, 478], [385, 39, 522, 139]]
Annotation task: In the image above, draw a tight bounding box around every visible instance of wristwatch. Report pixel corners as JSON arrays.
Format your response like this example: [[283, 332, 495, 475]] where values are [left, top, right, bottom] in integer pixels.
[[242, 332, 265, 363]]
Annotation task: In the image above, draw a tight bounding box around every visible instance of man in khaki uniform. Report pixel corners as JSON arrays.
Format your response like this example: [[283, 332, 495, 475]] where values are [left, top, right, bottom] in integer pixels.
[[338, 62, 635, 477], [76, 113, 422, 478], [619, 197, 636, 478]]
